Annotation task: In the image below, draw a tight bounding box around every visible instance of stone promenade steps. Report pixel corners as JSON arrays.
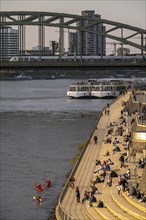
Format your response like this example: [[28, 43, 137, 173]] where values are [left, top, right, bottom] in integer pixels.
[[94, 206, 119, 220], [61, 105, 112, 219], [61, 136, 105, 219], [86, 199, 119, 220], [102, 184, 138, 220], [84, 202, 102, 220], [86, 93, 131, 220], [84, 191, 119, 220], [86, 174, 120, 220], [85, 182, 111, 220], [122, 192, 146, 213], [56, 92, 141, 220], [111, 184, 146, 220]]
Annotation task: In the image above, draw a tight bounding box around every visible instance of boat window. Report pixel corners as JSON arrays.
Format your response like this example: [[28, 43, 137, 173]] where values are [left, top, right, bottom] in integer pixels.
[[69, 86, 76, 91], [117, 86, 126, 91], [95, 86, 100, 91]]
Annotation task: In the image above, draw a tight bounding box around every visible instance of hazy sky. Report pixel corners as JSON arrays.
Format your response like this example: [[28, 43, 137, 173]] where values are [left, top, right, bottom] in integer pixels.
[[1, 0, 146, 52]]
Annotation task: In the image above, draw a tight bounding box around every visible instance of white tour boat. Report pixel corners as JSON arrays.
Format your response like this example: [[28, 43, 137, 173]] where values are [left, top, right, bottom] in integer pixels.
[[67, 79, 128, 99], [67, 81, 92, 98]]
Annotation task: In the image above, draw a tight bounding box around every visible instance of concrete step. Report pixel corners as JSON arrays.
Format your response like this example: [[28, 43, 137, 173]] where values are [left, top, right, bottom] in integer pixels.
[[102, 185, 138, 220], [122, 191, 146, 213], [85, 201, 103, 220], [94, 206, 119, 220], [84, 199, 119, 220], [84, 182, 118, 220], [111, 184, 146, 220]]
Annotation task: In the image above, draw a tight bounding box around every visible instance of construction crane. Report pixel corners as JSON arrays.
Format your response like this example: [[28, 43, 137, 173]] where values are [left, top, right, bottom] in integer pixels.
[[106, 42, 123, 55], [107, 36, 146, 55]]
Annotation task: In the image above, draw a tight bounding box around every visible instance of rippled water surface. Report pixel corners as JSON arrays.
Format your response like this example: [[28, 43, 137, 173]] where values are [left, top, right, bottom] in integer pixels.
[[0, 79, 110, 220]]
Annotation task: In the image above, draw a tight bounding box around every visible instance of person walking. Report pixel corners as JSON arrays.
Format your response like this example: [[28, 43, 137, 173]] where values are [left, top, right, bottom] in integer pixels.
[[69, 176, 75, 188], [94, 135, 98, 144], [107, 109, 110, 116], [119, 154, 125, 168], [76, 187, 80, 203]]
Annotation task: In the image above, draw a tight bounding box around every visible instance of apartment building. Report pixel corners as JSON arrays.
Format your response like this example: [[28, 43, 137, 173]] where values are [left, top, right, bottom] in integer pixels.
[[68, 10, 106, 56], [0, 27, 19, 61]]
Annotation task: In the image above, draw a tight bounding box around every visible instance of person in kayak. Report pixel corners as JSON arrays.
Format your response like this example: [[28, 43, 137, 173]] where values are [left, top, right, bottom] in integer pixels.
[[37, 196, 42, 203], [35, 183, 44, 192], [45, 179, 51, 188], [33, 195, 42, 204]]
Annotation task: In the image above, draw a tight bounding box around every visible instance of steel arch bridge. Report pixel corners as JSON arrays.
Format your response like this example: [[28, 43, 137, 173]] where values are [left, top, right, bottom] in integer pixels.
[[0, 11, 146, 56]]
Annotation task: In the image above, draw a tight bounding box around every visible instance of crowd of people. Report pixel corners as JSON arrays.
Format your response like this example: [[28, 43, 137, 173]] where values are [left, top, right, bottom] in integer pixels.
[[70, 93, 146, 211], [115, 171, 146, 204]]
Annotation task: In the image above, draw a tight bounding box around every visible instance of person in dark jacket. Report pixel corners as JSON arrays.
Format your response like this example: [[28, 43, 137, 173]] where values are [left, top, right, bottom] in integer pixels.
[[76, 187, 80, 203], [119, 154, 125, 168], [94, 136, 98, 144]]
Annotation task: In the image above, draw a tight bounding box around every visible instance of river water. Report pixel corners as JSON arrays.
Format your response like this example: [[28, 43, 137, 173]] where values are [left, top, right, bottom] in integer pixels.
[[0, 79, 112, 220]]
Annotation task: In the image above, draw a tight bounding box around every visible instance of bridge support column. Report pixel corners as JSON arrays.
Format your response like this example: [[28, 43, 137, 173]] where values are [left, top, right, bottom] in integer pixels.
[[18, 15, 25, 58], [121, 27, 124, 59], [79, 19, 83, 62], [59, 17, 64, 59], [141, 33, 144, 58], [38, 15, 45, 59]]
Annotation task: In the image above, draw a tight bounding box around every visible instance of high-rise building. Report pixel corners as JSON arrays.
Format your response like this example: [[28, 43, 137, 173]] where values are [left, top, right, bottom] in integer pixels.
[[68, 10, 106, 56], [0, 27, 19, 61], [79, 10, 106, 56], [68, 32, 78, 55]]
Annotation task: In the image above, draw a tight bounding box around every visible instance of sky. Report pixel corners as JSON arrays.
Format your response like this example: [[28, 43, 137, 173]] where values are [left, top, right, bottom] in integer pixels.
[[1, 0, 146, 53]]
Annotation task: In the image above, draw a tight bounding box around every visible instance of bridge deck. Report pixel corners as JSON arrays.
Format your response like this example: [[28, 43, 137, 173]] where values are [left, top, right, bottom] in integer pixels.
[[1, 60, 146, 69]]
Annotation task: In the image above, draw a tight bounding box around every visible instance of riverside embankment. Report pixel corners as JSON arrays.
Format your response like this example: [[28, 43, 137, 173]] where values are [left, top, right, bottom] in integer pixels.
[[55, 90, 146, 220]]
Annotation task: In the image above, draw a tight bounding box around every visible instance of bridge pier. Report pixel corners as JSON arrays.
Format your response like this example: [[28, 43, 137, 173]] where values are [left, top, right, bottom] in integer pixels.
[[59, 17, 64, 58], [18, 15, 25, 57], [38, 15, 45, 59]]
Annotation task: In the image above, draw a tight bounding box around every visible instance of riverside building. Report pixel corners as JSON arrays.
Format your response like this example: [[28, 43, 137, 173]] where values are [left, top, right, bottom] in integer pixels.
[[0, 27, 19, 61]]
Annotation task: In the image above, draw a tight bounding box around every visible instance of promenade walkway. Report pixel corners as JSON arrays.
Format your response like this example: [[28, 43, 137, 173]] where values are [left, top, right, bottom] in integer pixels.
[[56, 91, 146, 220]]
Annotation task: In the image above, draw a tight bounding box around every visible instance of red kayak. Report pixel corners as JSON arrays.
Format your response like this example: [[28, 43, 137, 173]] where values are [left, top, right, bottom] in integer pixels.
[[35, 184, 44, 192]]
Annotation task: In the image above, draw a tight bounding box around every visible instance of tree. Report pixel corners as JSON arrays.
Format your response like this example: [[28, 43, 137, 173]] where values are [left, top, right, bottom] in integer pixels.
[[117, 47, 130, 55]]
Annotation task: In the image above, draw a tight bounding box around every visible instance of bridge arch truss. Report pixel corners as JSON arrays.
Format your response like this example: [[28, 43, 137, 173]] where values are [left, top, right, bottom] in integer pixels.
[[0, 11, 146, 56]]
